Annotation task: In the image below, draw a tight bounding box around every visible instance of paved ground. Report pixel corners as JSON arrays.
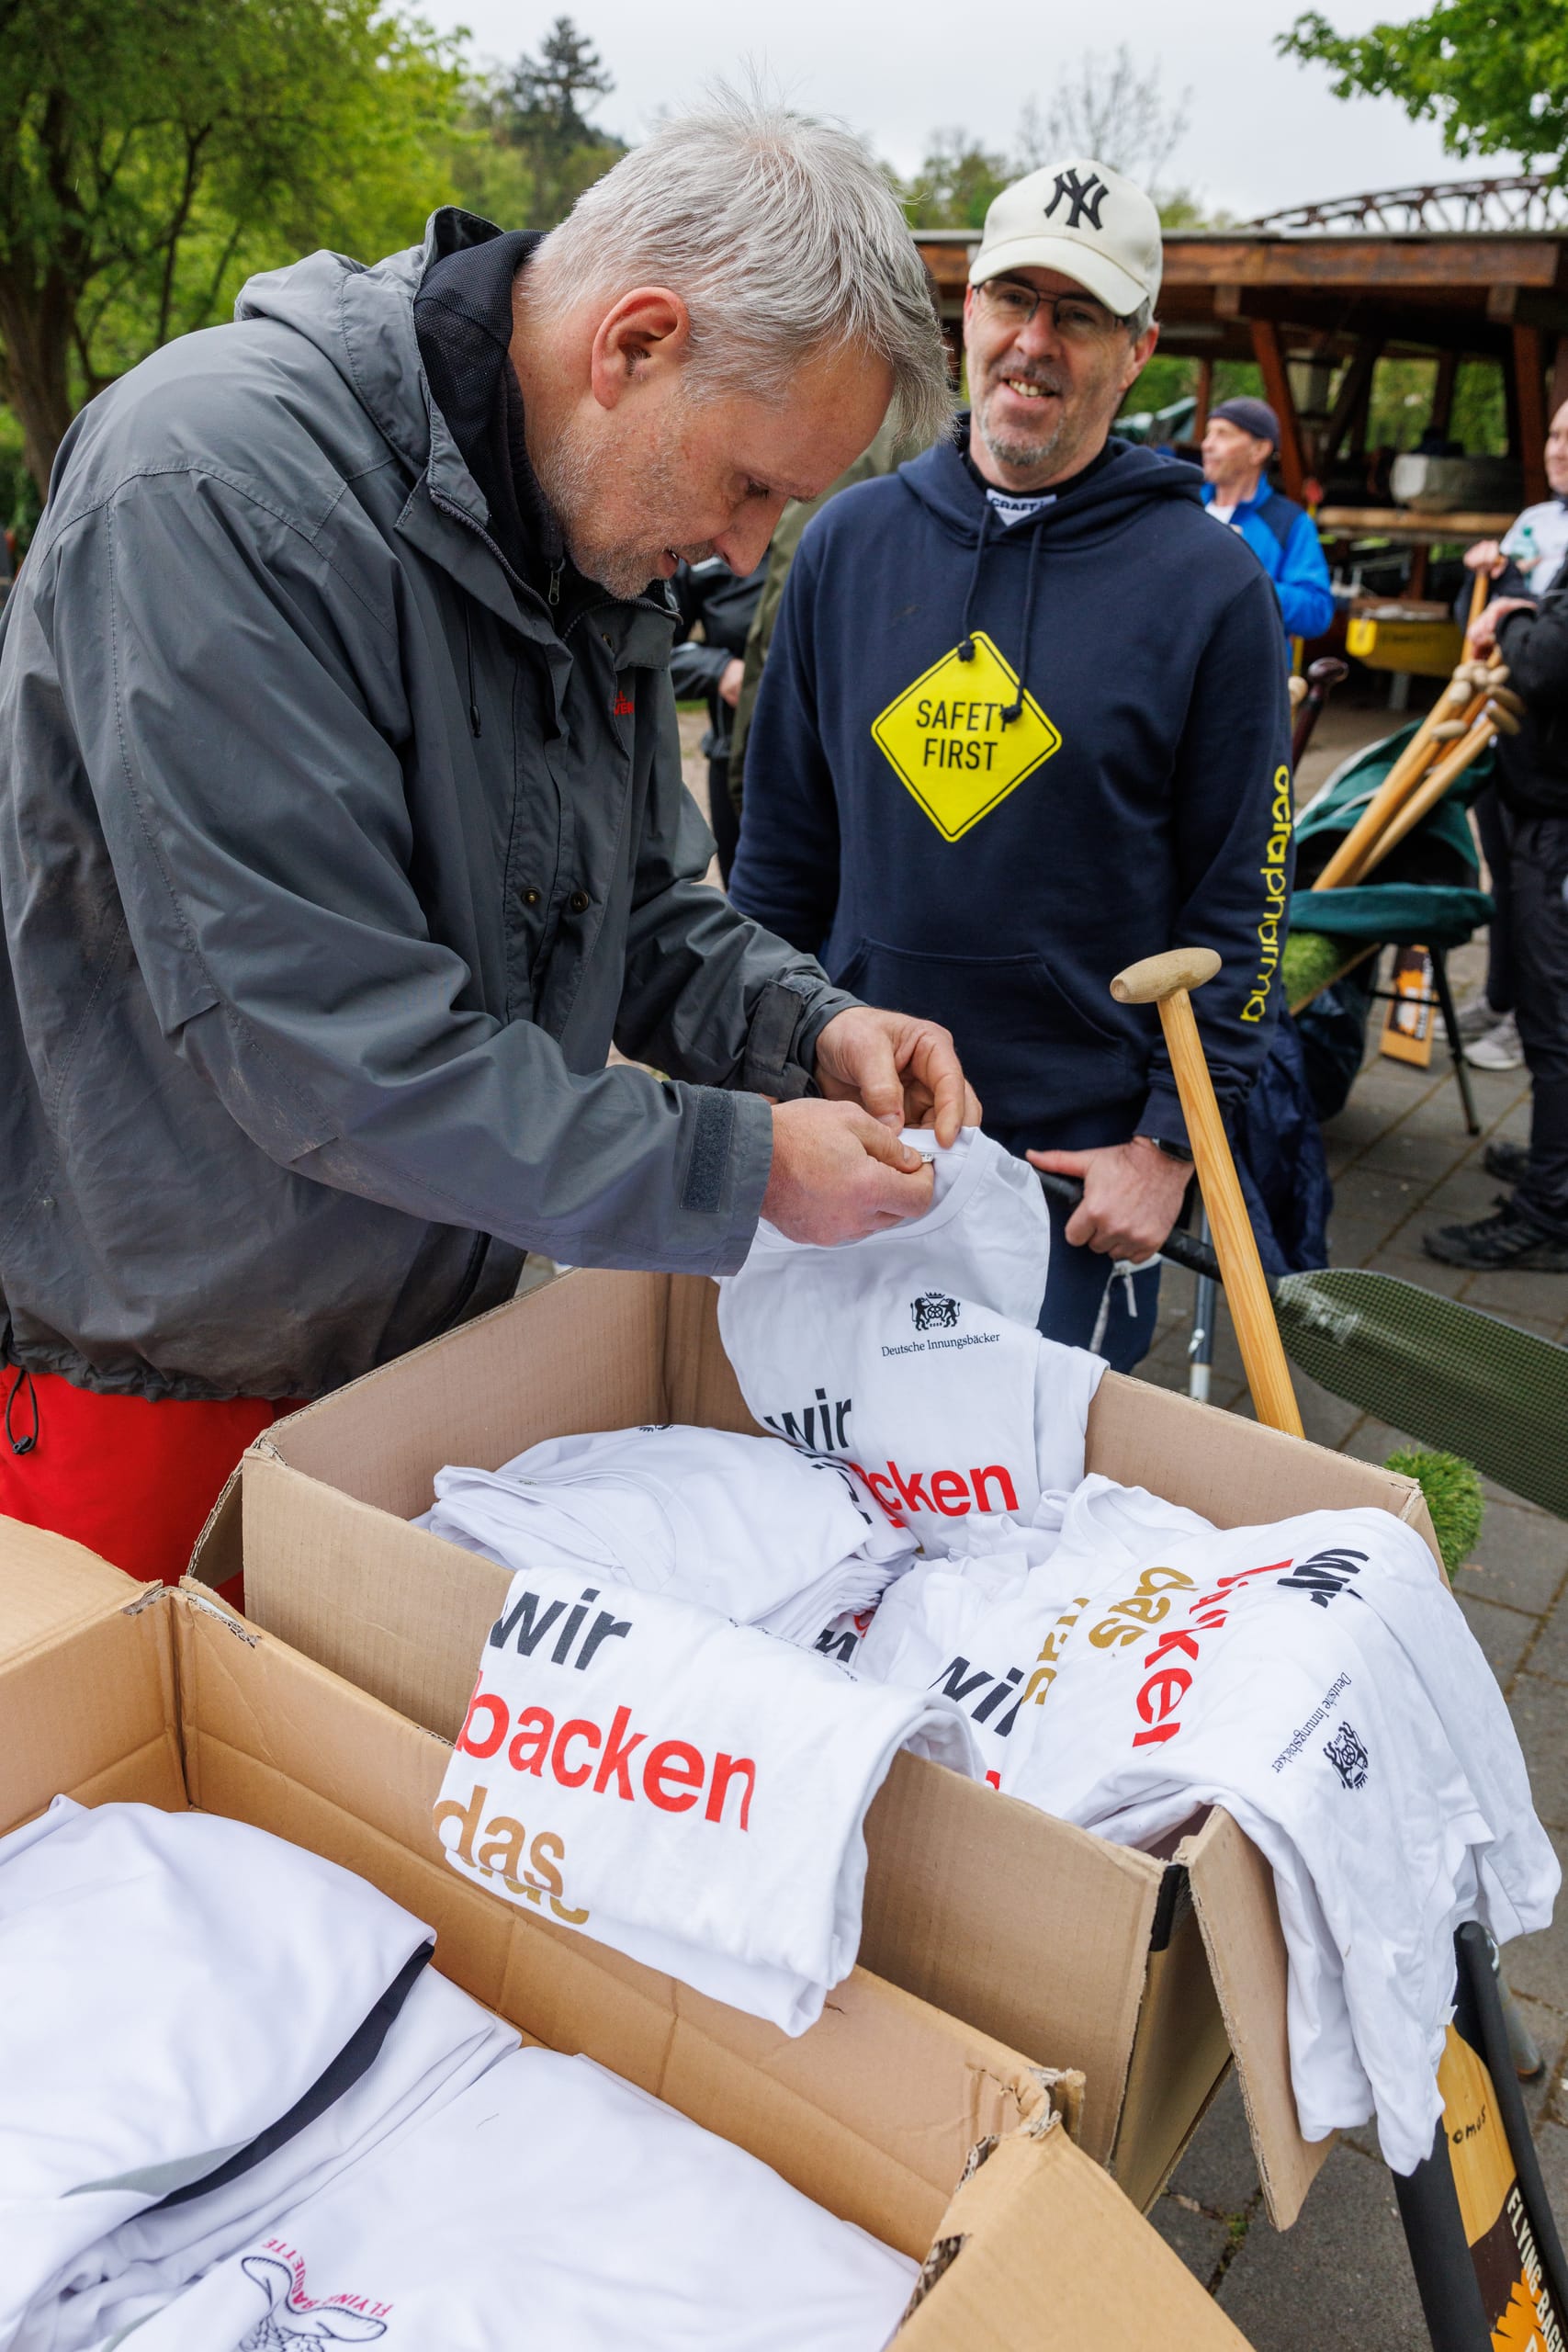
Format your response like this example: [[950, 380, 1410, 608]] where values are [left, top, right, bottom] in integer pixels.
[[683, 691, 1568, 2342]]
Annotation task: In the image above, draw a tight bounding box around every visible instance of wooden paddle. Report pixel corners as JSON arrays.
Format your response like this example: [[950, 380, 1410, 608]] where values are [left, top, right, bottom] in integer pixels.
[[1111, 947, 1304, 1438]]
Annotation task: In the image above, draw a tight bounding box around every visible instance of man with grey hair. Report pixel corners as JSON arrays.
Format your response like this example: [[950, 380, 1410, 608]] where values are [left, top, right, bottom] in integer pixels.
[[733, 156, 1291, 1370], [0, 90, 968, 1584]]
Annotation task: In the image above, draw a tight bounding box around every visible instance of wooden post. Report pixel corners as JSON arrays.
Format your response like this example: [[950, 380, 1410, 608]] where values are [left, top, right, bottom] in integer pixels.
[[1324, 337, 1381, 467], [1552, 334, 1568, 433], [1429, 347, 1459, 441], [1513, 325, 1548, 503], [1249, 318, 1305, 500], [1193, 356, 1213, 440]]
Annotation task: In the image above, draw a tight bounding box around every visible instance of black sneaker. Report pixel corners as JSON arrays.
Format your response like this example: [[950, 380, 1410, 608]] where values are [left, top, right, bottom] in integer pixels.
[[1424, 1197, 1568, 1271], [1483, 1138, 1531, 1185]]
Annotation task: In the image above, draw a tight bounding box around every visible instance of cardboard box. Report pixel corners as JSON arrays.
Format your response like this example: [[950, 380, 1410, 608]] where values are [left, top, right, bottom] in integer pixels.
[[194, 1268, 1441, 2225], [0, 1525, 1255, 2351]]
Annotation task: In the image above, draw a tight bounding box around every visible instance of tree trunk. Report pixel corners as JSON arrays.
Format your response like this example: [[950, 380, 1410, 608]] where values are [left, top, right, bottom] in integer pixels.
[[0, 270, 79, 498]]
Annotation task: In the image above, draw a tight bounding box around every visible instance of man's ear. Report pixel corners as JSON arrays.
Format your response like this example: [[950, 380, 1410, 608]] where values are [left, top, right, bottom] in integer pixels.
[[1118, 319, 1160, 401], [589, 288, 692, 412]]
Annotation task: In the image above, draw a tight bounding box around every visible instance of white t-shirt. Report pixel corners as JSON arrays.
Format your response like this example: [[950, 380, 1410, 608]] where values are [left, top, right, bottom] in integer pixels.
[[0, 1799, 438, 2349], [856, 1477, 1213, 1785], [717, 1129, 1103, 1551], [436, 1557, 979, 2033], [123, 2049, 917, 2352], [1502, 497, 1568, 595], [416, 1424, 914, 1648], [26, 1969, 518, 2352], [1003, 1508, 1558, 2173]]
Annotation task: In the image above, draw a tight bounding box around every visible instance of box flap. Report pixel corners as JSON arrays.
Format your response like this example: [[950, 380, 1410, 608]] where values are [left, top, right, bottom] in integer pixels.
[[0, 1578, 183, 1830], [862, 1756, 1164, 2168], [1179, 1807, 1333, 2228], [187, 1465, 244, 1589], [241, 1454, 510, 1732], [897, 2108, 1254, 2349], [1088, 1376, 1439, 1566], [0, 1521, 145, 1664], [262, 1269, 671, 1516]]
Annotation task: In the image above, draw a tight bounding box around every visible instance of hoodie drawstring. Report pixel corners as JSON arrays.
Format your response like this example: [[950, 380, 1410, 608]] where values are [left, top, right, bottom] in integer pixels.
[[999, 522, 1043, 726], [463, 605, 481, 738], [955, 501, 991, 663], [957, 497, 1042, 725]]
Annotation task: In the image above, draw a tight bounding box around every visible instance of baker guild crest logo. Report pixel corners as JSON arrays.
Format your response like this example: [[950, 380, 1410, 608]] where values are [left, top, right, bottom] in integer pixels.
[[911, 1292, 960, 1332], [1323, 1721, 1370, 1792], [239, 2254, 389, 2347], [1043, 168, 1109, 231]]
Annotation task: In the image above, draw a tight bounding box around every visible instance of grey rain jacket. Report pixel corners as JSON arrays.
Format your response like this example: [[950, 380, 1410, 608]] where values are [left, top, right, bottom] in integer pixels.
[[0, 211, 854, 1401]]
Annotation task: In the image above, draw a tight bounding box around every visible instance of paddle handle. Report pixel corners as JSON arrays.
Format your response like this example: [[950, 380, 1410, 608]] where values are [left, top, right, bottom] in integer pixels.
[[1034, 1170, 1231, 1285]]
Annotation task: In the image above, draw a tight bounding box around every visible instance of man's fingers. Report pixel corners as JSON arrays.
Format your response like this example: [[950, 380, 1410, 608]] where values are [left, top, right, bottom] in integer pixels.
[[852, 1111, 930, 1172], [1026, 1148, 1094, 1176]]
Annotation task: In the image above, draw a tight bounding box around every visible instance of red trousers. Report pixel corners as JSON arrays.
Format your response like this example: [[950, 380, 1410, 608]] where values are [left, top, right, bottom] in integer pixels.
[[0, 1368, 296, 1593]]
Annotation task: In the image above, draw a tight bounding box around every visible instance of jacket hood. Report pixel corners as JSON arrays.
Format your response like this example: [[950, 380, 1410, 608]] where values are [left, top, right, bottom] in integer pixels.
[[899, 417, 1202, 548], [890, 417, 1203, 723], [234, 209, 512, 533]]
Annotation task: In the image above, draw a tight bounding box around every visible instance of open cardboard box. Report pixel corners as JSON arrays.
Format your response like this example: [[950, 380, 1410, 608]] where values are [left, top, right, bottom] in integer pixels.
[[193, 1268, 1441, 2227], [0, 1521, 1257, 2351]]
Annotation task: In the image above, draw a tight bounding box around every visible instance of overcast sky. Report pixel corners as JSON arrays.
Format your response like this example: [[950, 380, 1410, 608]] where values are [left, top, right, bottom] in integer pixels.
[[420, 0, 1515, 222]]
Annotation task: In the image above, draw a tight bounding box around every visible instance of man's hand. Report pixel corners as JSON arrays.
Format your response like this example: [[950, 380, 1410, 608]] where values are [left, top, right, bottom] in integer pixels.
[[1469, 596, 1534, 659], [718, 657, 745, 708], [1027, 1137, 1191, 1259], [761, 1100, 936, 1245], [813, 1006, 980, 1148], [1464, 540, 1506, 578]]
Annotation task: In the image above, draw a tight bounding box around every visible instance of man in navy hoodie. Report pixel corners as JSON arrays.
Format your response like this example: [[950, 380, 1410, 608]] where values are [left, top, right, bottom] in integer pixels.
[[730, 157, 1292, 1367]]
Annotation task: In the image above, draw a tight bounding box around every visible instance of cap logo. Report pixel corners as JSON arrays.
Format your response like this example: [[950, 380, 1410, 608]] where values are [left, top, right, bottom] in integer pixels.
[[1043, 169, 1108, 232]]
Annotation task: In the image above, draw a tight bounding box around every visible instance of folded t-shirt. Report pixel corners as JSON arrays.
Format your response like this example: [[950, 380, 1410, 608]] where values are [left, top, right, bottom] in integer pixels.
[[0, 1799, 435, 2351], [417, 1423, 914, 1648], [120, 2048, 919, 2352], [437, 1558, 979, 2032]]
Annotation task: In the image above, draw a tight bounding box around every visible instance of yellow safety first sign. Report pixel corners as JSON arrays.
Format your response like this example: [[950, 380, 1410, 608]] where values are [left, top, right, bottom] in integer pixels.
[[871, 630, 1063, 842]]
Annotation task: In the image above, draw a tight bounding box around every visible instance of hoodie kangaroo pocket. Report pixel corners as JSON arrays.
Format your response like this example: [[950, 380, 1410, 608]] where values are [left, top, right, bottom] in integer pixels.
[[840, 938, 1142, 1128]]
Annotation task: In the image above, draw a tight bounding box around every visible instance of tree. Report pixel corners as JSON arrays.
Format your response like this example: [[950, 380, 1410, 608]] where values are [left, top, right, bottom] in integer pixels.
[[0, 0, 463, 495], [900, 48, 1197, 231], [1016, 48, 1191, 192], [474, 15, 624, 228], [1280, 2, 1568, 177], [899, 130, 1011, 230]]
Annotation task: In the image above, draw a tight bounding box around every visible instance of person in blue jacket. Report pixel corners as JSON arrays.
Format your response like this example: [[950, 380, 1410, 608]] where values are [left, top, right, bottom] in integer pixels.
[[730, 156, 1292, 1369], [1200, 398, 1335, 643]]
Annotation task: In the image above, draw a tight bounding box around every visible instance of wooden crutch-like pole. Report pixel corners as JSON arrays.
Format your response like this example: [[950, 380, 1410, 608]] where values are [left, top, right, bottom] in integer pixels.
[[1111, 947, 1304, 1438], [1312, 571, 1497, 892]]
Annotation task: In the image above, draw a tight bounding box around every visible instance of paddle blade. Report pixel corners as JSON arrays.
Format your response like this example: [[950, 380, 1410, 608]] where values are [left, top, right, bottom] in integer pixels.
[[1275, 1268, 1568, 1518]]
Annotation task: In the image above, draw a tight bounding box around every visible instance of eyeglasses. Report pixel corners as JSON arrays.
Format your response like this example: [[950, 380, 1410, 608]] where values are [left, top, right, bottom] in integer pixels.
[[976, 277, 1124, 344]]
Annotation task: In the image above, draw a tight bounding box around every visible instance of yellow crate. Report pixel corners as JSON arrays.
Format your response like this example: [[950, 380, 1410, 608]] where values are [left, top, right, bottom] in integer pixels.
[[1346, 610, 1463, 677]]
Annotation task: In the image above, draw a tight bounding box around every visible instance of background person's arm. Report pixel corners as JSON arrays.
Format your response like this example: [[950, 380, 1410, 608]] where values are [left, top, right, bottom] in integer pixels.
[[1273, 510, 1336, 641]]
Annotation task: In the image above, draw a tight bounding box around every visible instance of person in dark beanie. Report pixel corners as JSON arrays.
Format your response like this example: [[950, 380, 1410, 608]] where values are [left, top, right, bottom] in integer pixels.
[[1201, 398, 1334, 643], [731, 157, 1292, 1370]]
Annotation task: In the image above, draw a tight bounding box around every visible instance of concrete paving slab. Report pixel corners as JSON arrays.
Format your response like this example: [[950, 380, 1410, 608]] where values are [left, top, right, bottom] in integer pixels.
[[1165, 2073, 1264, 2218], [1458, 1591, 1538, 1685], [1452, 1506, 1568, 1618], [1507, 1677, 1568, 1836], [1213, 2140, 1427, 2351], [1517, 1594, 1568, 1686], [1151, 2194, 1233, 2284]]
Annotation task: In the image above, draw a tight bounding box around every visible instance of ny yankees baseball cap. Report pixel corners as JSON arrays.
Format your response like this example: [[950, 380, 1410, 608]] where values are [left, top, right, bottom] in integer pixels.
[[969, 157, 1163, 319]]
